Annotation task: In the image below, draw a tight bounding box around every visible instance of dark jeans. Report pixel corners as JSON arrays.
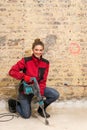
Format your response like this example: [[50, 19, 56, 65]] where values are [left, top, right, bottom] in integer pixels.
[[16, 87, 59, 118]]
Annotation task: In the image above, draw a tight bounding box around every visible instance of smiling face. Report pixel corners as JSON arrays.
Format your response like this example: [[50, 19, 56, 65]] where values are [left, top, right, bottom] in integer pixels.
[[32, 45, 44, 59]]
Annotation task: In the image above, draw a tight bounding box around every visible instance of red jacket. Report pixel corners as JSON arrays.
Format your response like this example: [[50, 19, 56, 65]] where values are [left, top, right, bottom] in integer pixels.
[[9, 54, 49, 96]]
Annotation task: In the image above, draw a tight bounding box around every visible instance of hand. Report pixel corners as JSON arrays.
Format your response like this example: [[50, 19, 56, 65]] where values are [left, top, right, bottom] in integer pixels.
[[24, 75, 31, 83], [24, 76, 37, 83]]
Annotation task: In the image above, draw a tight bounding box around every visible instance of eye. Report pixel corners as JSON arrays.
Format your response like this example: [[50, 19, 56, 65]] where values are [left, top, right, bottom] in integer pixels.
[[40, 49, 43, 51], [35, 49, 38, 51], [34, 49, 43, 51]]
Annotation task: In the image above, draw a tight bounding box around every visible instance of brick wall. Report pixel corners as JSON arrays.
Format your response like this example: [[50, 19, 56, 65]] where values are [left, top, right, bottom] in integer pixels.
[[0, 0, 87, 100]]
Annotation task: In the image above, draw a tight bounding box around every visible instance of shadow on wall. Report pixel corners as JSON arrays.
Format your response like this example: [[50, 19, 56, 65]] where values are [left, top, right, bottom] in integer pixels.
[[44, 34, 57, 54]]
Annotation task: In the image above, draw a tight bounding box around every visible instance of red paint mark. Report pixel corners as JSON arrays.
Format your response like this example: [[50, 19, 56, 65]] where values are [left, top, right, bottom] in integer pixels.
[[69, 43, 80, 55]]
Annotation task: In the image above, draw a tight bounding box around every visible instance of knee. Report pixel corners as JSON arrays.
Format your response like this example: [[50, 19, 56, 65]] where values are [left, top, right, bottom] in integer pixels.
[[50, 89, 60, 102], [17, 106, 31, 119], [54, 90, 60, 101], [22, 112, 31, 119], [56, 91, 60, 100]]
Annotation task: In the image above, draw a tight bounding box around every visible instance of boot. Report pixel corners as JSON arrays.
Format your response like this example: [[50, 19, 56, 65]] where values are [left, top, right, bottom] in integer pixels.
[[8, 99, 17, 113], [37, 102, 50, 118]]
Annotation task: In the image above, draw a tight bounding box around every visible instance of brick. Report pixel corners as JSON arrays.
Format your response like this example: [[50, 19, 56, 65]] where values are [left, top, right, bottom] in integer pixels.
[[0, 0, 87, 100]]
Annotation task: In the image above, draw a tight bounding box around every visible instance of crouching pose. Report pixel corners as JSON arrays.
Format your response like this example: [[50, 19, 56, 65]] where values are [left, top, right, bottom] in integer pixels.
[[8, 38, 59, 118]]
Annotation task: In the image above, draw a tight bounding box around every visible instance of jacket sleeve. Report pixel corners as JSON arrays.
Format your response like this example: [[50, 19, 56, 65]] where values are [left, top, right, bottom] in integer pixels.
[[39, 63, 49, 96], [9, 58, 26, 80]]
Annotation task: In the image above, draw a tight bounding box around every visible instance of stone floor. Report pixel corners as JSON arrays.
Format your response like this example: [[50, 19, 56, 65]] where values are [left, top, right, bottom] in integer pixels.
[[0, 99, 87, 130]]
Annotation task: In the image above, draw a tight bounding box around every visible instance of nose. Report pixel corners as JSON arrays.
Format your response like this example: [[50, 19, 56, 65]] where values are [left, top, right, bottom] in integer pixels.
[[37, 50, 41, 54]]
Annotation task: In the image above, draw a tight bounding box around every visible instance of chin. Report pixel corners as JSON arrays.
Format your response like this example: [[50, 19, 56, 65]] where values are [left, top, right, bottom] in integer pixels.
[[35, 55, 41, 58]]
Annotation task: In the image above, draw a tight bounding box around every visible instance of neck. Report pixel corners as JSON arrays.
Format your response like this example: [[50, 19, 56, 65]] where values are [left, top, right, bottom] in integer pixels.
[[33, 54, 42, 59]]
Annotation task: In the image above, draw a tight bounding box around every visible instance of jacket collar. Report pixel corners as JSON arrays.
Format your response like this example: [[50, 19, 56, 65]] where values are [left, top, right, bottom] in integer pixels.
[[32, 54, 42, 62]]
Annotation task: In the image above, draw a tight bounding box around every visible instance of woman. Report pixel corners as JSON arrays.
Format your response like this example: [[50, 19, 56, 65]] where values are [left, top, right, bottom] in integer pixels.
[[8, 38, 59, 118]]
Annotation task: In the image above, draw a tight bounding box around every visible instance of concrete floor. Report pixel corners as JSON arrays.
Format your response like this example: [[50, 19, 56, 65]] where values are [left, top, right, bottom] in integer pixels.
[[0, 99, 87, 130]]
